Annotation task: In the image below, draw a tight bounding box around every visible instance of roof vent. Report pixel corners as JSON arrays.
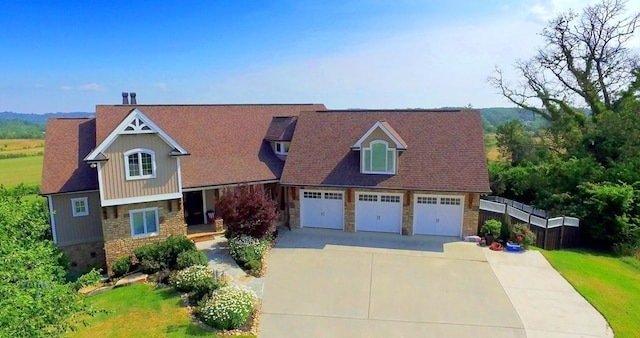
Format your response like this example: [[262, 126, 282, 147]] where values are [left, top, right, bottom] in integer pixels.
[[122, 92, 129, 105], [130, 92, 137, 105]]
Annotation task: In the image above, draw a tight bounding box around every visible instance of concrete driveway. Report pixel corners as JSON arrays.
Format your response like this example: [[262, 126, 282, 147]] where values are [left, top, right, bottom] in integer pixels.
[[259, 228, 612, 338]]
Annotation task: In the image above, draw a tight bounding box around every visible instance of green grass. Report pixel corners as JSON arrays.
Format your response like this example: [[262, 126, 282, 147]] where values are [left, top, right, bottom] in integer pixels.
[[539, 249, 640, 338], [69, 284, 253, 338], [0, 155, 43, 186]]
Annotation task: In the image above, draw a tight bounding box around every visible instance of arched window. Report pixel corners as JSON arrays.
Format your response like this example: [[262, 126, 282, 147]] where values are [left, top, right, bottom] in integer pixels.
[[124, 148, 156, 180], [362, 140, 396, 174]]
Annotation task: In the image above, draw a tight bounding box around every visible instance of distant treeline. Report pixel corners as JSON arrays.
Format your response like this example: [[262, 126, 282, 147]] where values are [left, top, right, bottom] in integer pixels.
[[0, 119, 46, 139], [479, 108, 548, 133]]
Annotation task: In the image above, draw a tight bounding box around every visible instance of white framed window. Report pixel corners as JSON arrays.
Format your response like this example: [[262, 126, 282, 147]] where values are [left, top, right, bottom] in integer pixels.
[[362, 140, 396, 174], [123, 148, 156, 180], [275, 142, 290, 155], [130, 207, 159, 238], [71, 197, 89, 217]]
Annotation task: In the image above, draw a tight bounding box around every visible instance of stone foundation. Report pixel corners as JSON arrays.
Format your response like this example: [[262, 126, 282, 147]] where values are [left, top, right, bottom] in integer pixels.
[[102, 199, 186, 271], [287, 187, 480, 237], [60, 241, 106, 274]]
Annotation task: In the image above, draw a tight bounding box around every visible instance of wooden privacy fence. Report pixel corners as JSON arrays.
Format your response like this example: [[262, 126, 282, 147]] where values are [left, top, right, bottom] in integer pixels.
[[478, 196, 580, 250]]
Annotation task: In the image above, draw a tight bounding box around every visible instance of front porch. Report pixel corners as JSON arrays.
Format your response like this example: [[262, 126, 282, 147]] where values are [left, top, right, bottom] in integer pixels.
[[186, 222, 225, 243]]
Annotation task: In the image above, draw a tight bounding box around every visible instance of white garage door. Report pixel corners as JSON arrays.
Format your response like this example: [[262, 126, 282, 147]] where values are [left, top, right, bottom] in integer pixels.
[[300, 190, 344, 229], [355, 192, 402, 233], [413, 195, 463, 237]]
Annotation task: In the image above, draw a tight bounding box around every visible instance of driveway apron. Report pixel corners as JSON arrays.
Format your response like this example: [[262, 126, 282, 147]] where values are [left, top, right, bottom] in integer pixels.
[[259, 228, 525, 337]]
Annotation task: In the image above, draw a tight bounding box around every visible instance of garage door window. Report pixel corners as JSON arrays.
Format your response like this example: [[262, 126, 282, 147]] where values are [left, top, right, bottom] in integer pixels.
[[303, 191, 322, 199], [325, 192, 342, 200], [441, 197, 461, 205], [359, 194, 378, 202], [381, 195, 400, 203], [417, 196, 438, 204]]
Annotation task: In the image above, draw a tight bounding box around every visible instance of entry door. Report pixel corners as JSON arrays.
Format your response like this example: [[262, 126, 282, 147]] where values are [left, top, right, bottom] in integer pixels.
[[300, 190, 344, 229], [183, 191, 204, 225]]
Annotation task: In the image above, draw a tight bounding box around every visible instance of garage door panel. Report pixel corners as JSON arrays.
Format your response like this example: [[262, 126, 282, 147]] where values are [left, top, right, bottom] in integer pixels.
[[322, 192, 344, 230], [413, 195, 463, 237], [301, 190, 344, 230], [356, 193, 402, 233], [301, 191, 323, 228]]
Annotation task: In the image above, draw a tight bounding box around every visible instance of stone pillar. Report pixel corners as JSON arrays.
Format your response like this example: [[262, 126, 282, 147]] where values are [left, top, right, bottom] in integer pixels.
[[214, 218, 224, 232]]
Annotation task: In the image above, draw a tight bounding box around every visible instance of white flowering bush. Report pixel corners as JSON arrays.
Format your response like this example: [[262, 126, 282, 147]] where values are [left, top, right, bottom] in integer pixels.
[[196, 285, 258, 330], [228, 234, 268, 264], [170, 265, 212, 292]]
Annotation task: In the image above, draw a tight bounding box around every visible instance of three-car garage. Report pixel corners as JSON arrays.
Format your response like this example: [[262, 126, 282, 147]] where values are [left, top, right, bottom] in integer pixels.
[[299, 189, 465, 237]]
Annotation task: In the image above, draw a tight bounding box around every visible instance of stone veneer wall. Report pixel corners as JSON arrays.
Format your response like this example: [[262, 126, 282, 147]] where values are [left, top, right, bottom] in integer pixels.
[[59, 241, 106, 273], [102, 199, 186, 270], [287, 187, 480, 237]]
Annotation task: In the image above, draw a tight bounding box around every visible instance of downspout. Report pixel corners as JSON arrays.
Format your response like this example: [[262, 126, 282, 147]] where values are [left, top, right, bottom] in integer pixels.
[[47, 195, 58, 244]]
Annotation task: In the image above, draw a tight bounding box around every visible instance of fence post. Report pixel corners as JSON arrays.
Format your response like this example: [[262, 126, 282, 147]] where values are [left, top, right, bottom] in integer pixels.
[[559, 216, 566, 249], [543, 218, 549, 250]]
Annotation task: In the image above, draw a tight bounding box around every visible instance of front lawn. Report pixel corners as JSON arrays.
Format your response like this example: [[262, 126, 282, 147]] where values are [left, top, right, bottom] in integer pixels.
[[69, 284, 255, 338], [539, 249, 640, 338]]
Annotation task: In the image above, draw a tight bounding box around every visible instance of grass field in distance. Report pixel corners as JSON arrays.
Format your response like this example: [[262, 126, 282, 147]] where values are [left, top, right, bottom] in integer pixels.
[[0, 139, 45, 187]]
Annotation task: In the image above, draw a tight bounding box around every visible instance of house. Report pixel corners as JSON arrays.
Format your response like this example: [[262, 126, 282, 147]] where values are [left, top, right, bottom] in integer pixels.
[[41, 96, 489, 272]]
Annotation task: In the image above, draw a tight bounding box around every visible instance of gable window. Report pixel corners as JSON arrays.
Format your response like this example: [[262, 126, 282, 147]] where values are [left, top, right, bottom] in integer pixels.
[[362, 140, 396, 174], [124, 148, 156, 180], [130, 207, 159, 237], [275, 142, 290, 155], [71, 197, 89, 217]]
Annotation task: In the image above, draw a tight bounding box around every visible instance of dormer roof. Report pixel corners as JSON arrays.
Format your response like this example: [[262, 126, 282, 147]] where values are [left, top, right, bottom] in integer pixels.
[[352, 120, 408, 150], [265, 116, 298, 141]]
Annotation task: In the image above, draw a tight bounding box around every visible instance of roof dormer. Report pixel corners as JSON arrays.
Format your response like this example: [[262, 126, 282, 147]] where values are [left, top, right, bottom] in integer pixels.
[[353, 120, 407, 175]]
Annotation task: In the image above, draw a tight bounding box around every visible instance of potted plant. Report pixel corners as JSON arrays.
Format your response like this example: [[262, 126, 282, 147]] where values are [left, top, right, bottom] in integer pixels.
[[480, 219, 502, 245], [510, 223, 536, 250]]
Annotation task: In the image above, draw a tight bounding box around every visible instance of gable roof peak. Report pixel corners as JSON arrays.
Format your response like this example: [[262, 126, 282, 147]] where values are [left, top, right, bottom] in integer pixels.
[[352, 120, 408, 150], [84, 108, 189, 162]]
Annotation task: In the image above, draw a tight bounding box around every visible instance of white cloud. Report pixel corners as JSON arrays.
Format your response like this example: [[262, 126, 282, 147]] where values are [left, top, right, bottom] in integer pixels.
[[79, 83, 104, 91], [60, 85, 73, 91], [154, 82, 168, 90]]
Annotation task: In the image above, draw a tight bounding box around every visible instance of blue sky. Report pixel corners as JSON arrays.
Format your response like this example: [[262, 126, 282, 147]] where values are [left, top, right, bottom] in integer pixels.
[[1, 0, 636, 113]]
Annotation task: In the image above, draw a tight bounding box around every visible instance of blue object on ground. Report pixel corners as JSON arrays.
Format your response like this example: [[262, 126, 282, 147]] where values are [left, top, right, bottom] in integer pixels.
[[506, 242, 521, 252]]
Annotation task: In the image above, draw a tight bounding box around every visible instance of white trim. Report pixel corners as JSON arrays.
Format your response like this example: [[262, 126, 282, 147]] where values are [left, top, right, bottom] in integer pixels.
[[299, 189, 345, 230], [176, 157, 183, 194], [412, 194, 464, 237], [354, 191, 403, 234], [123, 148, 157, 180], [48, 196, 58, 244], [361, 140, 396, 175], [352, 121, 407, 150], [201, 189, 207, 224], [97, 162, 106, 204], [129, 207, 160, 238], [85, 108, 188, 161], [70, 197, 89, 217], [181, 180, 281, 192], [102, 192, 183, 207]]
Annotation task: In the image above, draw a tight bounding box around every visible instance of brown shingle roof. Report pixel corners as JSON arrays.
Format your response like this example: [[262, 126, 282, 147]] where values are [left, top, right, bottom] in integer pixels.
[[264, 116, 298, 141], [280, 109, 490, 193], [41, 118, 98, 194], [44, 104, 325, 193]]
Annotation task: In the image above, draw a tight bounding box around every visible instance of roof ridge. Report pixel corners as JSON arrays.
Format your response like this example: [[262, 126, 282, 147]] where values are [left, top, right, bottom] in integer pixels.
[[96, 103, 323, 107]]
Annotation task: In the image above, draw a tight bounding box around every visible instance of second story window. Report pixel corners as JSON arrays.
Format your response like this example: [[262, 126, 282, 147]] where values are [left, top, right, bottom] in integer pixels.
[[124, 148, 156, 180], [275, 142, 290, 155]]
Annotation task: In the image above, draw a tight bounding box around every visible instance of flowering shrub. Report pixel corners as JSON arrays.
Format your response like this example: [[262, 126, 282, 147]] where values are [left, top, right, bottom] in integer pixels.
[[176, 250, 208, 270], [228, 235, 268, 264], [196, 285, 257, 330], [171, 265, 213, 292], [511, 223, 536, 249]]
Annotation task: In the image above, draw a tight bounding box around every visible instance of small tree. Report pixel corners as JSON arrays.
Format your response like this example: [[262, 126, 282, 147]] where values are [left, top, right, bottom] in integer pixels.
[[216, 185, 279, 239]]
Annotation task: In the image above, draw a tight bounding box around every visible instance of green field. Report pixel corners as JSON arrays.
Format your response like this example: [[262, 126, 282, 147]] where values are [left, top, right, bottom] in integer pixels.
[[0, 155, 43, 186]]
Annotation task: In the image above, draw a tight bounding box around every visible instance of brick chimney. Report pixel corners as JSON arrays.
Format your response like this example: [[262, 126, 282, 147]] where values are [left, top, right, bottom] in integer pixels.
[[122, 92, 129, 105], [130, 92, 137, 105]]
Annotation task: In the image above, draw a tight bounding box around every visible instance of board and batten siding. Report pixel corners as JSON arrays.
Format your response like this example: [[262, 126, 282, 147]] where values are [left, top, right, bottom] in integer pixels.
[[361, 128, 395, 148], [100, 134, 180, 201], [51, 191, 103, 246]]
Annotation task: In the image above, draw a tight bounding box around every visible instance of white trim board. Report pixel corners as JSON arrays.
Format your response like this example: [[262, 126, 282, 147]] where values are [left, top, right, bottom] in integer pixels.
[[101, 192, 183, 207], [352, 121, 407, 150]]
